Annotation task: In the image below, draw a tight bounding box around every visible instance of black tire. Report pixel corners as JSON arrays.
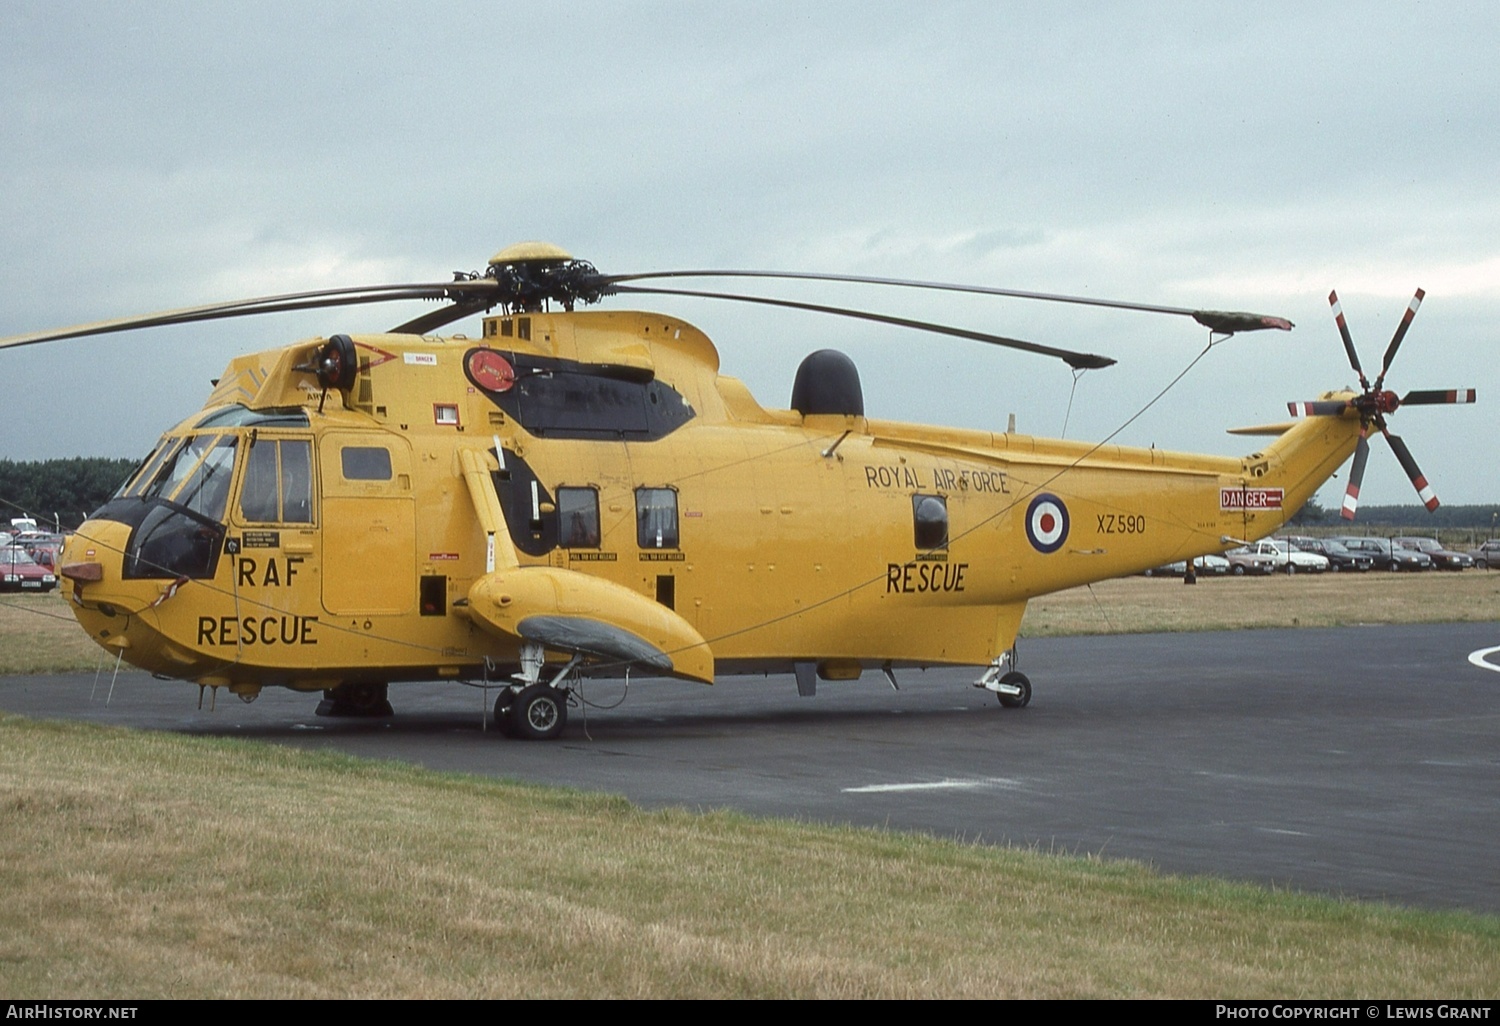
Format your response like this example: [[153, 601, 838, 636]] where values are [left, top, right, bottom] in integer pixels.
[[1285, 563, 1296, 575], [493, 691, 517, 737], [315, 681, 393, 718], [996, 671, 1032, 709], [1231, 564, 1245, 576], [509, 684, 568, 740]]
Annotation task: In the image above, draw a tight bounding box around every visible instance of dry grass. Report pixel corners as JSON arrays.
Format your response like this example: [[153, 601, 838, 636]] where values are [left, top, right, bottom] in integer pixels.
[[1023, 570, 1500, 637], [1, 715, 1495, 999], [0, 591, 103, 674]]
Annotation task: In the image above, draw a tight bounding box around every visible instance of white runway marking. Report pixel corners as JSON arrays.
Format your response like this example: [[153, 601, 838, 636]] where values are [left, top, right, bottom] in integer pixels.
[[843, 777, 1022, 794], [1466, 645, 1500, 673]]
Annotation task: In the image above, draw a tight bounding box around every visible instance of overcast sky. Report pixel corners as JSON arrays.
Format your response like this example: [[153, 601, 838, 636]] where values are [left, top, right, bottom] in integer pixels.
[[3, 2, 1496, 510]]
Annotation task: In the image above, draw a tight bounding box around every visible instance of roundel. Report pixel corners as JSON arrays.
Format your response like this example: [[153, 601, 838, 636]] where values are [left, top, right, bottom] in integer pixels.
[[1025, 494, 1070, 554], [468, 349, 516, 392]]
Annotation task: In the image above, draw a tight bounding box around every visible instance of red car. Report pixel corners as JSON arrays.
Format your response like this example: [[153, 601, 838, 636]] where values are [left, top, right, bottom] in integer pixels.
[[0, 546, 57, 592]]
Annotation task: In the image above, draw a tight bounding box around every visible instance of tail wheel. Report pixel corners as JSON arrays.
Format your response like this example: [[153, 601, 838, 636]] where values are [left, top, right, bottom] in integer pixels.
[[996, 671, 1032, 709]]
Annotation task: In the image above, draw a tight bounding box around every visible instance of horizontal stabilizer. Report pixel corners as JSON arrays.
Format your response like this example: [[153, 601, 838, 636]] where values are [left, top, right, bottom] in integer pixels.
[[1226, 422, 1297, 437]]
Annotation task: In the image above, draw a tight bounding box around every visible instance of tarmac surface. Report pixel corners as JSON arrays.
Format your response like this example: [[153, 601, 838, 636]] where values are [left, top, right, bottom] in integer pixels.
[[2, 621, 1497, 914]]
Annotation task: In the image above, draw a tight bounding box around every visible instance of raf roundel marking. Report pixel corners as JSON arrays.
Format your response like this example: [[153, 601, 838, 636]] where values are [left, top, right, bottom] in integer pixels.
[[1026, 494, 1070, 554]]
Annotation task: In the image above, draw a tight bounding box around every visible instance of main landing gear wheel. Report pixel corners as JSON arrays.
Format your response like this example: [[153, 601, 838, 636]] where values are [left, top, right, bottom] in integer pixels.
[[497, 684, 569, 740], [315, 681, 394, 718], [996, 671, 1031, 709]]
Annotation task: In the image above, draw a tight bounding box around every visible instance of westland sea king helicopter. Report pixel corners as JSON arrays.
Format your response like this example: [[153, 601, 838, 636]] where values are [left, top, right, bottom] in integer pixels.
[[0, 243, 1475, 738]]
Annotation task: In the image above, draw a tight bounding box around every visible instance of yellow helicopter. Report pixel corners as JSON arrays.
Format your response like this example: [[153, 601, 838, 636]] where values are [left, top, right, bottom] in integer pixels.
[[0, 243, 1472, 738]]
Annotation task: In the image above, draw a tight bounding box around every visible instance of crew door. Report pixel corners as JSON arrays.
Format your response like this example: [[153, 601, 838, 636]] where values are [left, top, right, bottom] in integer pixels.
[[320, 433, 416, 616]]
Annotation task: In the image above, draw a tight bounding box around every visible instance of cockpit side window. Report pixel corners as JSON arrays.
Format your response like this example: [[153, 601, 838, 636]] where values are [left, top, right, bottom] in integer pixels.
[[239, 438, 314, 524], [173, 437, 237, 524], [125, 437, 185, 499], [142, 435, 217, 501], [281, 440, 313, 523], [114, 438, 172, 500]]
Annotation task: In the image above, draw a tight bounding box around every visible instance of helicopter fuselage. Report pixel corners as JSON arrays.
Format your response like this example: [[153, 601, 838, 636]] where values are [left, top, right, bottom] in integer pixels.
[[59, 308, 1360, 698]]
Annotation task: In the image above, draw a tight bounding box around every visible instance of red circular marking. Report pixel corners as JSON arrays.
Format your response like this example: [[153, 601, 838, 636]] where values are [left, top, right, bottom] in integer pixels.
[[1040, 512, 1056, 533], [468, 350, 516, 392]]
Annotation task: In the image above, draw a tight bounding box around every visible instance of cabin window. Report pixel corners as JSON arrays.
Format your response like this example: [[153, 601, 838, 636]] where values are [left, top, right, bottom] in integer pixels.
[[240, 439, 313, 524], [912, 494, 948, 550], [635, 488, 679, 549], [341, 446, 392, 481], [557, 487, 601, 548]]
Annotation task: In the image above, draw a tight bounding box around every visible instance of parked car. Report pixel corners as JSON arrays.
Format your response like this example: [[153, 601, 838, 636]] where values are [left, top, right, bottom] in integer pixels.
[[1394, 537, 1473, 570], [1268, 539, 1328, 573], [1144, 553, 1231, 577], [0, 546, 57, 592], [1225, 545, 1278, 575], [1334, 536, 1432, 571], [1467, 540, 1500, 569], [15, 531, 63, 569], [1280, 535, 1373, 572], [1232, 539, 1327, 574]]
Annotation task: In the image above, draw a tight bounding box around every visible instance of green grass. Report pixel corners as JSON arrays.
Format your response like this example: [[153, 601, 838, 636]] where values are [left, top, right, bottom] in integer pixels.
[[1, 715, 1496, 999]]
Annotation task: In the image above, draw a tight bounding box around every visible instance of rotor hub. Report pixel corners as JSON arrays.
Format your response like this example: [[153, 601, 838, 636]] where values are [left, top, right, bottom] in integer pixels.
[[484, 243, 603, 313]]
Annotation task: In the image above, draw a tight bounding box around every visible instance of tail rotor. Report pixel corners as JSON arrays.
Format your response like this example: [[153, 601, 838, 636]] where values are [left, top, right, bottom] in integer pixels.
[[1287, 289, 1474, 520]]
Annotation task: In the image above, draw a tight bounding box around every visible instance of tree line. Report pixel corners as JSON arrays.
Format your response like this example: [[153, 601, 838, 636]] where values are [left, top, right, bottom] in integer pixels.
[[1290, 495, 1500, 531], [0, 457, 138, 530]]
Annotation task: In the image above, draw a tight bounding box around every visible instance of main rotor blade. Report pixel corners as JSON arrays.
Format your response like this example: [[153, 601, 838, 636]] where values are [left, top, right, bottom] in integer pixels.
[[388, 296, 496, 335], [1341, 426, 1371, 521], [601, 270, 1293, 334], [1401, 388, 1476, 406], [1382, 428, 1439, 511], [1374, 288, 1424, 390], [1328, 290, 1369, 390], [607, 283, 1116, 369], [0, 280, 497, 351]]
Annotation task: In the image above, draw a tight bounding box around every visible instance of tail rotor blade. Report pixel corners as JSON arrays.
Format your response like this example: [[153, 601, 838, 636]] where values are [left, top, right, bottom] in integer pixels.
[[1329, 290, 1369, 390], [1288, 400, 1352, 417], [1341, 427, 1371, 520], [1400, 388, 1476, 406], [1374, 288, 1424, 389], [1382, 429, 1439, 511]]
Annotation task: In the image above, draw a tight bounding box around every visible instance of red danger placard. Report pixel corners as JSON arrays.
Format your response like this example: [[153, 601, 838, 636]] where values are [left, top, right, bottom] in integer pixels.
[[1220, 487, 1284, 511]]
